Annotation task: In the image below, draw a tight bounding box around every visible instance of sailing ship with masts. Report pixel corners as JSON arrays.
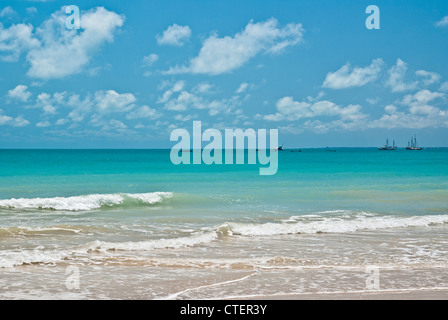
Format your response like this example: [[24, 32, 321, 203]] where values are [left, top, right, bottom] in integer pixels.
[[378, 138, 396, 150], [406, 135, 422, 150]]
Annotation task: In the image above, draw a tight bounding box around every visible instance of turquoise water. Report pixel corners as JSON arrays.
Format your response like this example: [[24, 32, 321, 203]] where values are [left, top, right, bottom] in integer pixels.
[[1, 148, 448, 299], [1, 148, 447, 213]]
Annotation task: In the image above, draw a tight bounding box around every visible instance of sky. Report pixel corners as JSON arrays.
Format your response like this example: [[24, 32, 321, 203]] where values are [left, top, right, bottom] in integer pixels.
[[0, 0, 447, 148]]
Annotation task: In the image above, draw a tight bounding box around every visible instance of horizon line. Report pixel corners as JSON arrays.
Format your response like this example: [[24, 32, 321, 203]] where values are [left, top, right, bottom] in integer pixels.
[[1, 147, 448, 150]]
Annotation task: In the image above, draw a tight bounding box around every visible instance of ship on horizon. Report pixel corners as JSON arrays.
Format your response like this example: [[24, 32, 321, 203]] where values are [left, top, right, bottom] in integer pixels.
[[406, 135, 422, 150], [378, 139, 396, 151]]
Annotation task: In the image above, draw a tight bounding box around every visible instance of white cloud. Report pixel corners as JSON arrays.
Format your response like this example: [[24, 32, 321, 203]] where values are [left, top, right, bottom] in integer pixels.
[[105, 119, 127, 130], [27, 89, 138, 125], [172, 80, 185, 92], [66, 94, 93, 122], [163, 91, 198, 111], [401, 89, 445, 115], [235, 82, 249, 94], [165, 18, 304, 75], [158, 82, 241, 116], [94, 90, 136, 113], [56, 118, 68, 125], [157, 80, 186, 104], [322, 58, 384, 89], [369, 90, 447, 129], [142, 53, 158, 67], [435, 16, 448, 27], [370, 103, 448, 129], [29, 91, 66, 115], [156, 24, 191, 46], [126, 105, 162, 120], [385, 59, 418, 92], [0, 110, 30, 127], [193, 82, 213, 94], [36, 120, 51, 127], [13, 116, 31, 127], [8, 85, 32, 102], [174, 114, 197, 122], [26, 6, 124, 79], [0, 23, 40, 62], [265, 96, 312, 121], [366, 97, 380, 105], [0, 6, 16, 18], [402, 89, 444, 105], [42, 104, 57, 115], [3, 116, 30, 127], [415, 70, 441, 86], [440, 82, 448, 91], [263, 96, 367, 123], [26, 7, 38, 15]]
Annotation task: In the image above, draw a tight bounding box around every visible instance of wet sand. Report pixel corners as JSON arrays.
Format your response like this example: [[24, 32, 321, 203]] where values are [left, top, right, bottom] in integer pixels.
[[237, 289, 448, 300]]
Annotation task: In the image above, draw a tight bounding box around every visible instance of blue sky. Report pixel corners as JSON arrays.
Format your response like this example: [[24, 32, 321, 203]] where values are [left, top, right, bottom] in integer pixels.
[[0, 0, 447, 148]]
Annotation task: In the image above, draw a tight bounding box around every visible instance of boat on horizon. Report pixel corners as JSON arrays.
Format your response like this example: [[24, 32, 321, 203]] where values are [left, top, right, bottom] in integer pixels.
[[378, 139, 396, 150], [406, 135, 422, 150], [276, 145, 285, 151]]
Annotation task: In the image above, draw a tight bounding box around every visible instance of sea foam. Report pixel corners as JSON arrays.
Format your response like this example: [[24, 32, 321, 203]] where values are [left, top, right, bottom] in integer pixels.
[[220, 214, 448, 236], [0, 192, 173, 211]]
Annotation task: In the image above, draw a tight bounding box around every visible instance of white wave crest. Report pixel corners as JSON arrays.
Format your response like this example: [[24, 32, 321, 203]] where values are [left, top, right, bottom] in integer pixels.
[[92, 231, 219, 251], [0, 192, 173, 211], [222, 214, 448, 236]]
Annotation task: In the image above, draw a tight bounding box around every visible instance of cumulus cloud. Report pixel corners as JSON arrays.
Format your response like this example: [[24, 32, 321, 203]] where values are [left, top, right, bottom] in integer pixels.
[[165, 18, 304, 75], [370, 103, 448, 129], [385, 59, 419, 92], [156, 24, 191, 46], [0, 23, 40, 62], [157, 81, 241, 116], [36, 120, 51, 127], [94, 90, 136, 113], [263, 96, 368, 124], [66, 94, 93, 122], [157, 80, 186, 104], [368, 89, 447, 129], [416, 70, 441, 86], [29, 91, 66, 115], [322, 58, 384, 89], [401, 89, 445, 115], [8, 85, 32, 102], [0, 109, 30, 127], [23, 89, 143, 128], [263, 92, 448, 132], [26, 7, 124, 79], [0, 7, 124, 78]]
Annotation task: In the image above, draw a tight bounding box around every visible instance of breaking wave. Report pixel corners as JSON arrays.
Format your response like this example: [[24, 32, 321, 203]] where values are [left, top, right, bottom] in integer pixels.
[[2, 213, 448, 268], [219, 214, 448, 236], [0, 192, 173, 211]]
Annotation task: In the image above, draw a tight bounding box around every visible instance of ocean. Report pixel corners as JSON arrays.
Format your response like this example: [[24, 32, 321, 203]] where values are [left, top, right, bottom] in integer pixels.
[[1, 148, 448, 299]]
